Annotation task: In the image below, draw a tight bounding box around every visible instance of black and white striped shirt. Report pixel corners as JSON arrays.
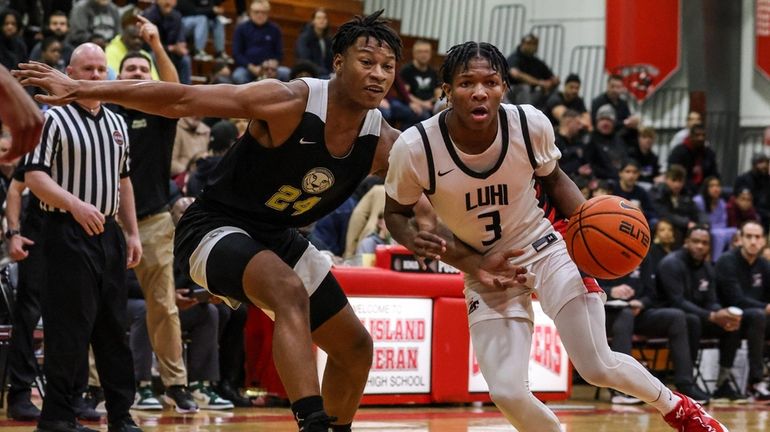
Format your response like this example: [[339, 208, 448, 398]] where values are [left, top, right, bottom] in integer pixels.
[[26, 104, 131, 217]]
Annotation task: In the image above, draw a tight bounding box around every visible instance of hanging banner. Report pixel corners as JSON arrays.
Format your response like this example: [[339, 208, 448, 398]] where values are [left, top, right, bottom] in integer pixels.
[[757, 0, 770, 80], [605, 0, 680, 101]]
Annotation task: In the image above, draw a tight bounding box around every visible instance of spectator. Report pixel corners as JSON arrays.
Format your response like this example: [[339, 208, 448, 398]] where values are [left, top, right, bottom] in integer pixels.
[[142, 0, 192, 84], [590, 74, 640, 131], [231, 0, 283, 84], [648, 218, 677, 270], [124, 269, 234, 410], [344, 184, 385, 259], [106, 11, 161, 81], [611, 159, 656, 222], [26, 36, 65, 109], [650, 164, 706, 243], [186, 119, 238, 197], [28, 11, 74, 65], [178, 0, 228, 62], [172, 116, 210, 177], [733, 153, 770, 230], [655, 225, 745, 402], [693, 176, 737, 260], [545, 73, 590, 128], [714, 220, 770, 401], [553, 109, 590, 179], [379, 73, 430, 131], [208, 58, 232, 83], [256, 57, 278, 80], [0, 9, 27, 70], [667, 123, 719, 194], [355, 212, 392, 256], [727, 188, 761, 228], [631, 126, 662, 186], [584, 104, 628, 180], [669, 110, 702, 149], [599, 260, 710, 404], [289, 59, 318, 80], [399, 39, 440, 114], [294, 8, 332, 77], [505, 33, 559, 108], [67, 0, 120, 47]]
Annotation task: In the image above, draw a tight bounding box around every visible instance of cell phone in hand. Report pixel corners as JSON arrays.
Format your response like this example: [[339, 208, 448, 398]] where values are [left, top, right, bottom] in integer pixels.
[[187, 287, 212, 303]]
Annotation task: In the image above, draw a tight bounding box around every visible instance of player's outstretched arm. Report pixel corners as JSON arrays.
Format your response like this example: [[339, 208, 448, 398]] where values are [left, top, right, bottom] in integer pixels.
[[0, 65, 44, 161], [538, 164, 585, 217], [14, 61, 303, 121]]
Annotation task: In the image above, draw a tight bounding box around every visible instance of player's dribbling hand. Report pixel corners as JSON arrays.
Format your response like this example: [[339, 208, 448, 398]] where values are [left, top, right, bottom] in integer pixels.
[[476, 249, 528, 291], [13, 61, 78, 107], [411, 230, 446, 269]]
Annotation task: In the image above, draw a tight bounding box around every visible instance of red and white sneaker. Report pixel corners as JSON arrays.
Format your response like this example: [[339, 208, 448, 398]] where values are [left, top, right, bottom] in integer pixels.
[[663, 392, 729, 431]]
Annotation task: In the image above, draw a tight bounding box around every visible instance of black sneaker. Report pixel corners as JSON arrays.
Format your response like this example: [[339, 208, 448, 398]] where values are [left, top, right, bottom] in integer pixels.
[[162, 385, 199, 413], [35, 420, 98, 432], [677, 383, 711, 405], [107, 417, 143, 432], [72, 394, 103, 421], [712, 381, 748, 404], [298, 411, 337, 432], [7, 395, 41, 421], [215, 381, 253, 408]]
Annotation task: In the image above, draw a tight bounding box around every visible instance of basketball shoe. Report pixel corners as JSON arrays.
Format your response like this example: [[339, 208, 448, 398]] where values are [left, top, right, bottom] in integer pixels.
[[662, 391, 729, 431]]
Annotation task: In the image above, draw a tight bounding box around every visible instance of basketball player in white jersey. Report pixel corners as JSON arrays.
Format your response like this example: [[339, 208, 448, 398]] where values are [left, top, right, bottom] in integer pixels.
[[384, 42, 728, 432]]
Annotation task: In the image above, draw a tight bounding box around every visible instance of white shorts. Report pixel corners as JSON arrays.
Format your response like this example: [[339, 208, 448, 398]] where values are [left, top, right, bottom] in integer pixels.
[[464, 244, 589, 327]]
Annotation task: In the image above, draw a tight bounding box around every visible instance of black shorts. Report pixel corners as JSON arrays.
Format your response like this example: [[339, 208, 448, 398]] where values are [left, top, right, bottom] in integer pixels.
[[174, 199, 348, 330]]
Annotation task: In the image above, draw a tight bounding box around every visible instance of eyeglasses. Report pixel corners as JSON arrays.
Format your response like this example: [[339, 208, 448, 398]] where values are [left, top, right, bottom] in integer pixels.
[[250, 9, 268, 14]]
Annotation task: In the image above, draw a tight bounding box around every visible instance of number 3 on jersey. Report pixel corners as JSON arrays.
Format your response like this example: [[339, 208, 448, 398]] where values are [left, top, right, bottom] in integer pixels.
[[479, 210, 502, 246], [265, 185, 321, 216]]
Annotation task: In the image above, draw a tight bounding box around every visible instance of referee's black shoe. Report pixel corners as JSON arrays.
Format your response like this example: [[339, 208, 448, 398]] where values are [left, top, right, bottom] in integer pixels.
[[107, 417, 142, 432], [34, 420, 98, 432]]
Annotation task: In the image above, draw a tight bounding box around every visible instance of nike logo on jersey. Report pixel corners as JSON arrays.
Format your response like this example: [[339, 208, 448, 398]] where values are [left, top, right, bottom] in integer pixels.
[[299, 138, 316, 145], [437, 169, 454, 176]]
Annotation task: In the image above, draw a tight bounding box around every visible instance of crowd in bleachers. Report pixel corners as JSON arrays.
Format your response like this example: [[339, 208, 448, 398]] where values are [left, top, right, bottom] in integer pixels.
[[2, 0, 770, 424]]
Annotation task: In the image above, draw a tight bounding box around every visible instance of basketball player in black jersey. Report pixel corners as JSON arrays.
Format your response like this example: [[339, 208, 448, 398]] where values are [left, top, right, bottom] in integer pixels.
[[14, 11, 419, 432], [0, 65, 43, 161]]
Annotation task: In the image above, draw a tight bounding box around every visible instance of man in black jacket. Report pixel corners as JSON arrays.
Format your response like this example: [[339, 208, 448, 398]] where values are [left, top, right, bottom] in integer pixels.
[[656, 225, 744, 401], [667, 124, 719, 195], [733, 154, 770, 230], [715, 220, 770, 401], [601, 255, 710, 404]]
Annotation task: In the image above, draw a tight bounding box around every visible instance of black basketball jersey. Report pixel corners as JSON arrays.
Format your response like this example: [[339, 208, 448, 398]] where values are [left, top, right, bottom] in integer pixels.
[[201, 78, 382, 228]]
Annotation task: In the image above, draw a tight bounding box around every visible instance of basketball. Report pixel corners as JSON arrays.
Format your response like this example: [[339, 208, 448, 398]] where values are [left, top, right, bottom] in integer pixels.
[[565, 195, 651, 279]]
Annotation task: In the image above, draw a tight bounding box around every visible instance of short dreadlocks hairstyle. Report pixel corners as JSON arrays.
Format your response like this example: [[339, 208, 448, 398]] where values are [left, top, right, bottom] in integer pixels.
[[440, 41, 511, 87], [331, 9, 403, 61]]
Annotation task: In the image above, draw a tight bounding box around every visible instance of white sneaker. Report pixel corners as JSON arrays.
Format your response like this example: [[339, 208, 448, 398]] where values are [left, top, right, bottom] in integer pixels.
[[132, 386, 163, 410], [217, 15, 232, 25], [610, 390, 643, 405], [190, 381, 235, 410]]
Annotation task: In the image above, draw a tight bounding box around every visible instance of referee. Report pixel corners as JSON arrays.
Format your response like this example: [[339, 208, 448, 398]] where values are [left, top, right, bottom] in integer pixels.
[[24, 43, 142, 432]]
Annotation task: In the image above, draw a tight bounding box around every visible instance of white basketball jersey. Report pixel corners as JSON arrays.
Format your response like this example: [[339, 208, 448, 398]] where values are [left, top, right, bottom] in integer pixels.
[[386, 104, 562, 266]]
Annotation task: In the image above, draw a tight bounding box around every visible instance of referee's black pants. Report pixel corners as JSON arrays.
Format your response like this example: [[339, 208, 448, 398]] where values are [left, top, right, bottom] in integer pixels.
[[39, 214, 135, 424]]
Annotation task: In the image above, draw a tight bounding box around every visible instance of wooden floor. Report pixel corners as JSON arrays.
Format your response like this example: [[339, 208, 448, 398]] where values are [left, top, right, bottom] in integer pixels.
[[1, 386, 768, 431]]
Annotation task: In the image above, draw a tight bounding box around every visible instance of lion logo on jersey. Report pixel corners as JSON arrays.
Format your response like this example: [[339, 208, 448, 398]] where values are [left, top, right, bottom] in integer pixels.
[[302, 168, 334, 194]]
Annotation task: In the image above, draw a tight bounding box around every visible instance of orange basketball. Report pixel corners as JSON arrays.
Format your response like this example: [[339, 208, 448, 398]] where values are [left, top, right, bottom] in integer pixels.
[[565, 195, 651, 279]]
